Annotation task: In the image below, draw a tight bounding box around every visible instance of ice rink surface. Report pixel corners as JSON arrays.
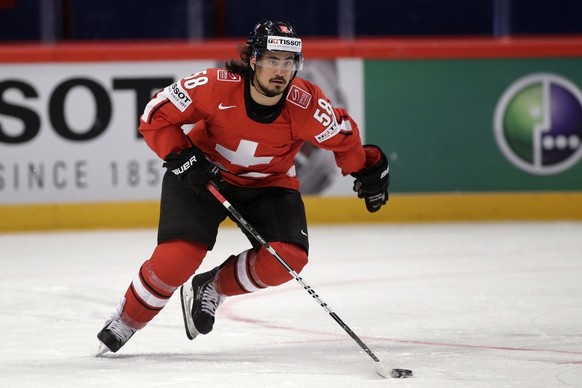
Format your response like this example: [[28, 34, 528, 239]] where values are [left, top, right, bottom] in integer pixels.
[[1, 222, 581, 388]]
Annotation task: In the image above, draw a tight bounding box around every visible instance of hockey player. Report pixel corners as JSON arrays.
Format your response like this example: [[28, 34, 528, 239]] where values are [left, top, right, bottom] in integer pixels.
[[97, 19, 390, 354]]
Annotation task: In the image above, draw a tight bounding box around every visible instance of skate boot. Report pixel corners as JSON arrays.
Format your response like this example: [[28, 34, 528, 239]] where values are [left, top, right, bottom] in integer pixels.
[[180, 267, 225, 340], [96, 300, 136, 356]]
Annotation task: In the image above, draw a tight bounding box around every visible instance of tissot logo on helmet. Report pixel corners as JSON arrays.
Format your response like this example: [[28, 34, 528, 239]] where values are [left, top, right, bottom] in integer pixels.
[[267, 36, 302, 53]]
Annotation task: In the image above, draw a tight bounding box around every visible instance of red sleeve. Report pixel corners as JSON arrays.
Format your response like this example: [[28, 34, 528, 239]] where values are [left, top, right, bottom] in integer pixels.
[[327, 107, 366, 175], [138, 70, 212, 160], [290, 80, 366, 175]]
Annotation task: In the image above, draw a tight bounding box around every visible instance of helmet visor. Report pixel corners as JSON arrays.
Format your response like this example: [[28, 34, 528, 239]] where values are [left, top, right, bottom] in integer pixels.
[[255, 55, 303, 71]]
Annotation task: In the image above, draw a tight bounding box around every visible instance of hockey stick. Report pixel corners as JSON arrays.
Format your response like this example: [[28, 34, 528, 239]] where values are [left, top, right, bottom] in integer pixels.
[[206, 183, 412, 379]]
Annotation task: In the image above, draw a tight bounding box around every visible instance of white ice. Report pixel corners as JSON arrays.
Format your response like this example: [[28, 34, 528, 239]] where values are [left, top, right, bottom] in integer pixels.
[[1, 222, 581, 388]]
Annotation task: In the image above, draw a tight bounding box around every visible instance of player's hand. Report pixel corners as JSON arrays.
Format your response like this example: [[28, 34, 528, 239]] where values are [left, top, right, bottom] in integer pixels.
[[351, 145, 389, 213], [164, 146, 225, 194]]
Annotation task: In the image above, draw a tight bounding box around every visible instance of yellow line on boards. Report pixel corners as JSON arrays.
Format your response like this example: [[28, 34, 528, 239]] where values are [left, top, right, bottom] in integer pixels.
[[1, 192, 581, 232]]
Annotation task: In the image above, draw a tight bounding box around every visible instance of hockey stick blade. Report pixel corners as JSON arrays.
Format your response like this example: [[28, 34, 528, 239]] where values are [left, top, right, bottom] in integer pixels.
[[206, 183, 413, 379]]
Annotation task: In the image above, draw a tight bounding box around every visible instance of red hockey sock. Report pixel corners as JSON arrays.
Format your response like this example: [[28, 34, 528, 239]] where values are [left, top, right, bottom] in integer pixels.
[[215, 242, 308, 296], [120, 240, 207, 329]]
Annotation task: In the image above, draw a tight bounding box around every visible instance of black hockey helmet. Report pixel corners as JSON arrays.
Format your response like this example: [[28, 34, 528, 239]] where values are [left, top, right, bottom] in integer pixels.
[[247, 20, 304, 71]]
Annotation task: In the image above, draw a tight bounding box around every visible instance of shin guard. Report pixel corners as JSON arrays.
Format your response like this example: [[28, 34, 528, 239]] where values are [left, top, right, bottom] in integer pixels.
[[120, 240, 208, 328], [215, 242, 308, 297]]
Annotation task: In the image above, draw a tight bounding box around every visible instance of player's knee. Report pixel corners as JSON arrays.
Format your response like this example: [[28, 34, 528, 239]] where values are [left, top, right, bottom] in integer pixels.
[[268, 242, 308, 276], [149, 239, 207, 286], [256, 242, 308, 286]]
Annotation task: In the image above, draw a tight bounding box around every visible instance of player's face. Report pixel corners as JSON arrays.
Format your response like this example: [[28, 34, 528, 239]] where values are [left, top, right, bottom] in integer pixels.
[[252, 51, 296, 97]]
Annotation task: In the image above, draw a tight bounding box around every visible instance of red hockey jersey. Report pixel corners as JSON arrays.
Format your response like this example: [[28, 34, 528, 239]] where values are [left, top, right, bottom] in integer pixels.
[[139, 68, 366, 190]]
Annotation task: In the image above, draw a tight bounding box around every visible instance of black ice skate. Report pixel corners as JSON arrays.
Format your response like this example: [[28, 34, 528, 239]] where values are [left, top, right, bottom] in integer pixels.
[[96, 311, 136, 356], [180, 267, 225, 340]]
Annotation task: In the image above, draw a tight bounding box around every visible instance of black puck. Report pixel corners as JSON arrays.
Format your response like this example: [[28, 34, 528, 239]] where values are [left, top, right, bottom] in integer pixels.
[[391, 368, 414, 378]]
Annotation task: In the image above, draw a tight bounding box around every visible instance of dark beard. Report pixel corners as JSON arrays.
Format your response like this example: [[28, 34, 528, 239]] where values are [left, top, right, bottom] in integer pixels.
[[252, 76, 285, 98]]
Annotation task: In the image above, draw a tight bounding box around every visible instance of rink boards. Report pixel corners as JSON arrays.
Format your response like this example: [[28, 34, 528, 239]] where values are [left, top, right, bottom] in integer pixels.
[[1, 191, 581, 232]]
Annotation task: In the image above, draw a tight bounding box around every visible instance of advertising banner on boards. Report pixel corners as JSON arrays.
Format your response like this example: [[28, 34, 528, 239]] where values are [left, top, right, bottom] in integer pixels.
[[365, 59, 582, 192], [0, 59, 364, 204]]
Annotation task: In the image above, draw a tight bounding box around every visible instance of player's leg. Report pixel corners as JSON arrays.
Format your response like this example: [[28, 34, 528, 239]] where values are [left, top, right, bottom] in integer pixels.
[[97, 240, 207, 354], [215, 241, 308, 295], [181, 187, 309, 338], [97, 171, 227, 354]]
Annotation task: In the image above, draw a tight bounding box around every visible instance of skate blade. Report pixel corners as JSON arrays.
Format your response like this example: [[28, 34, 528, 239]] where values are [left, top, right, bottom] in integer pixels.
[[180, 284, 200, 340], [96, 342, 111, 357]]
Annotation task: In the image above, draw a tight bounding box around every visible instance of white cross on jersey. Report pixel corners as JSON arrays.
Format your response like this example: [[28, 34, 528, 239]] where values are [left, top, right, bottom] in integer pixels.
[[215, 140, 273, 167]]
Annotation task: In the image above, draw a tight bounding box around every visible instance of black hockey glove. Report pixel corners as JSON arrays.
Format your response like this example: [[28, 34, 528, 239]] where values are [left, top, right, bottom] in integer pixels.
[[351, 145, 390, 213], [163, 146, 225, 194]]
